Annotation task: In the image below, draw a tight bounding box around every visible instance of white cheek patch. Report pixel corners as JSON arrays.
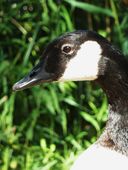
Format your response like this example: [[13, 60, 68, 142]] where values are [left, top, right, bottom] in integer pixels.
[[59, 41, 102, 81]]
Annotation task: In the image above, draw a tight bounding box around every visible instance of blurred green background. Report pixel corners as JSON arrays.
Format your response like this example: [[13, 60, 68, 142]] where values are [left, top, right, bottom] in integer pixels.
[[0, 0, 128, 169]]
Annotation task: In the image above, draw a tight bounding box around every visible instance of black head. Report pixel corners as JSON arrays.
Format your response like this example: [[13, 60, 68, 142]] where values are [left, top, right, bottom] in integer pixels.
[[13, 30, 124, 91]]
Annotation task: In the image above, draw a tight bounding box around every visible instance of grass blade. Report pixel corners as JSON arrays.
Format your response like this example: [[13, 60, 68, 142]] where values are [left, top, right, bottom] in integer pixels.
[[64, 0, 114, 17]]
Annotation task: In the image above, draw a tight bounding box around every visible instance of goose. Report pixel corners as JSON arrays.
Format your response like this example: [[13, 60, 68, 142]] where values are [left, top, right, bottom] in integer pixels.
[[13, 30, 128, 170]]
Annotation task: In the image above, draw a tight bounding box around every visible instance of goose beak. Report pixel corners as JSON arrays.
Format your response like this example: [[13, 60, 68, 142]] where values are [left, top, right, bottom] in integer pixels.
[[13, 61, 55, 91]]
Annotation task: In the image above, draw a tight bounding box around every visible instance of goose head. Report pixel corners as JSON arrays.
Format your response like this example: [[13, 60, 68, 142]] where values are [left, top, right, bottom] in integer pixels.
[[13, 30, 128, 155], [12, 30, 122, 91]]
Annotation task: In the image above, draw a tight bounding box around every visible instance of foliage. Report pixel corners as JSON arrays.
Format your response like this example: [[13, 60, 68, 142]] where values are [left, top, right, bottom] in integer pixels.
[[0, 0, 128, 169]]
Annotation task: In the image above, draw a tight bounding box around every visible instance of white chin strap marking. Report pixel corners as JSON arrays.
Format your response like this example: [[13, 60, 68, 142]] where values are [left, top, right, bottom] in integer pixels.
[[59, 40, 102, 81]]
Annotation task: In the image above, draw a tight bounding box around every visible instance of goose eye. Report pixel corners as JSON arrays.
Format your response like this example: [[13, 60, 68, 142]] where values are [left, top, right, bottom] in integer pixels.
[[61, 44, 73, 54]]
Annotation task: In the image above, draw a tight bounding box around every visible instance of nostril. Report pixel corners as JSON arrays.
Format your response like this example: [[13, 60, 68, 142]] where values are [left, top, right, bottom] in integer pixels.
[[29, 70, 37, 78]]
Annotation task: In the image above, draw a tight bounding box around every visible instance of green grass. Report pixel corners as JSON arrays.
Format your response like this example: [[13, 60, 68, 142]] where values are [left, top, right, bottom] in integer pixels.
[[0, 0, 128, 169]]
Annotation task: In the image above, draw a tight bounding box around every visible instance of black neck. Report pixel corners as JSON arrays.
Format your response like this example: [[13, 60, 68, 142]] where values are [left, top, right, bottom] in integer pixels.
[[98, 70, 128, 113], [97, 52, 128, 156], [98, 51, 128, 113]]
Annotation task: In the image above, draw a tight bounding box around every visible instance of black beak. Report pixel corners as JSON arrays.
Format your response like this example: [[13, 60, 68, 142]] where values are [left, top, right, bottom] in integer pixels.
[[13, 60, 55, 91]]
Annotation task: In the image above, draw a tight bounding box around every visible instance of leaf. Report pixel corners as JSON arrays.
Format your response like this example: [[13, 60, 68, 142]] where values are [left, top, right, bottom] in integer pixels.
[[80, 111, 100, 132], [61, 6, 74, 31], [64, 97, 79, 107], [23, 25, 40, 66], [64, 0, 114, 17], [97, 97, 108, 122]]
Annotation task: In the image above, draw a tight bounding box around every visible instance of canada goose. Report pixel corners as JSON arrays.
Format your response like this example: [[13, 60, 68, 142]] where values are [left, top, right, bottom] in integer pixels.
[[13, 30, 128, 169]]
